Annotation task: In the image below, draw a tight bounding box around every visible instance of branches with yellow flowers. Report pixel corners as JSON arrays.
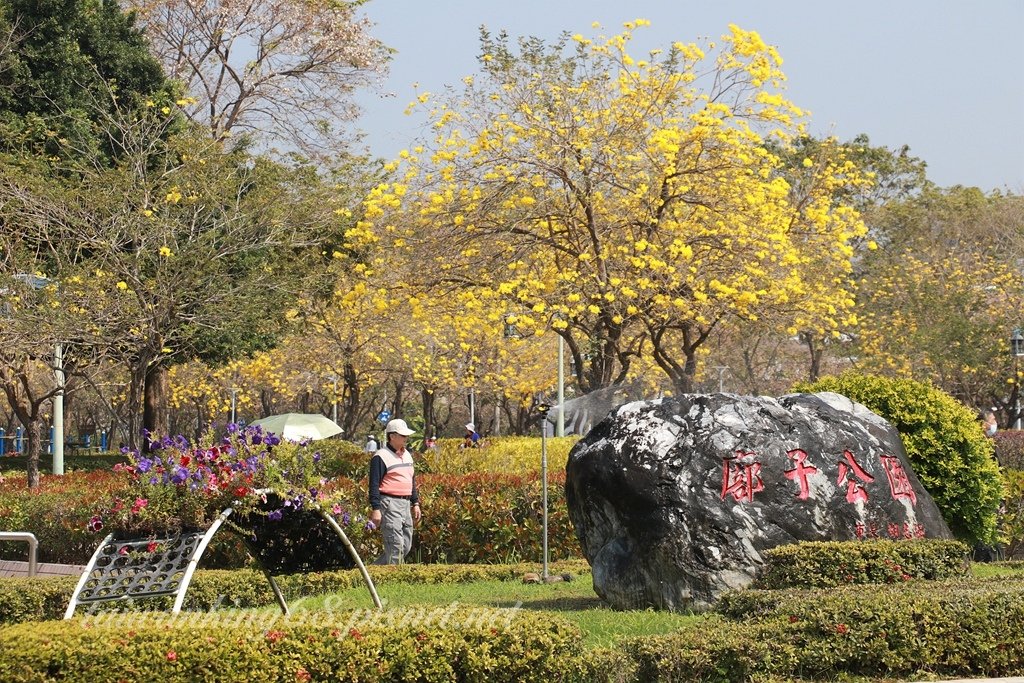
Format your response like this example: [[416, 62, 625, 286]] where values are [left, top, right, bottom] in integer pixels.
[[358, 21, 869, 394]]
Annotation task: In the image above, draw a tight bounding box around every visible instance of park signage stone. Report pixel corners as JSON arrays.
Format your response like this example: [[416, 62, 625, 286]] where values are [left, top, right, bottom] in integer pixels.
[[564, 392, 953, 612]]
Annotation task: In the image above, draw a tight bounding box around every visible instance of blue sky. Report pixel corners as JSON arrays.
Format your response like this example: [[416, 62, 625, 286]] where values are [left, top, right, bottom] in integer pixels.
[[354, 0, 1023, 193]]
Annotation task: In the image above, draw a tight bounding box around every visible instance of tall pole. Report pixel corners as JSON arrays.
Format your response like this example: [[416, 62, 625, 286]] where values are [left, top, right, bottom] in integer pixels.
[[713, 366, 729, 393], [541, 416, 549, 579], [1014, 328, 1024, 430], [230, 387, 238, 424], [331, 376, 338, 425], [557, 335, 565, 437], [52, 343, 64, 475], [469, 387, 475, 427], [1017, 355, 1022, 430]]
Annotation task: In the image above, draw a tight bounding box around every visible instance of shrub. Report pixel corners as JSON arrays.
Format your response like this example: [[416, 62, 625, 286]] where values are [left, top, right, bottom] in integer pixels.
[[311, 439, 370, 479], [994, 430, 1024, 469], [0, 607, 586, 682], [0, 560, 592, 624], [421, 436, 578, 475], [794, 372, 1003, 545], [0, 453, 127, 473], [1000, 468, 1024, 559], [625, 577, 1024, 681], [753, 539, 970, 589], [0, 466, 583, 567]]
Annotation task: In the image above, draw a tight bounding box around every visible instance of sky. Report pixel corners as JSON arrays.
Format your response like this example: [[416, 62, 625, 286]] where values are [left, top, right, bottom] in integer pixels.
[[353, 0, 1023, 193]]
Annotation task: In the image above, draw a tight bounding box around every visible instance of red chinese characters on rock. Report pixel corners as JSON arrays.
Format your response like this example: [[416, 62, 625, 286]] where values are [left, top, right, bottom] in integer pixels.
[[837, 450, 874, 504], [718, 447, 920, 512], [784, 449, 819, 500], [720, 451, 765, 503], [880, 455, 917, 505]]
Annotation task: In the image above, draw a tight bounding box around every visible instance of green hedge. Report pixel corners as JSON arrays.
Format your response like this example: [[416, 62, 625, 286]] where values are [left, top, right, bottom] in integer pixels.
[[754, 539, 970, 589], [630, 578, 1024, 681], [0, 560, 592, 625], [993, 430, 1024, 469], [0, 608, 587, 683], [0, 470, 583, 567], [795, 373, 1003, 545], [0, 453, 127, 473]]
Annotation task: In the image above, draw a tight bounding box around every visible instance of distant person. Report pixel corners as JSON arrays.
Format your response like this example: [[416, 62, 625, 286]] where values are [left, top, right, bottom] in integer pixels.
[[368, 418, 420, 564], [425, 434, 438, 451], [983, 411, 998, 438], [461, 422, 480, 448], [364, 434, 378, 453]]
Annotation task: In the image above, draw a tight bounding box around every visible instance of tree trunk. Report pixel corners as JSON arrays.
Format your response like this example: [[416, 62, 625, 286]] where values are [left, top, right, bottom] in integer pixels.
[[340, 361, 362, 437], [422, 387, 436, 438], [143, 363, 169, 448], [24, 418, 42, 490]]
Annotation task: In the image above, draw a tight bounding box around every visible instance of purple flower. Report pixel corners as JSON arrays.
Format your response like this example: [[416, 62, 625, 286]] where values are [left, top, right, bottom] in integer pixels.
[[342, 512, 351, 525], [267, 509, 283, 521], [312, 452, 322, 463], [170, 466, 189, 485], [365, 520, 376, 531], [136, 458, 153, 473], [227, 422, 239, 434]]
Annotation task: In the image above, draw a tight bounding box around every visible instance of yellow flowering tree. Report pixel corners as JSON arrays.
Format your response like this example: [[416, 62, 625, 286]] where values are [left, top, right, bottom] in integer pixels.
[[361, 21, 869, 394], [854, 187, 1024, 419]]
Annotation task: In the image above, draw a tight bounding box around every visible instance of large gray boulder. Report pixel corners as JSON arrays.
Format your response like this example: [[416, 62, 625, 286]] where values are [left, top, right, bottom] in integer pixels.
[[565, 392, 953, 612]]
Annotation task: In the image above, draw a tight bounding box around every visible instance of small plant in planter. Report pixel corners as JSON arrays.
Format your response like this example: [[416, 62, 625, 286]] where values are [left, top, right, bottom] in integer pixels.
[[89, 424, 372, 566]]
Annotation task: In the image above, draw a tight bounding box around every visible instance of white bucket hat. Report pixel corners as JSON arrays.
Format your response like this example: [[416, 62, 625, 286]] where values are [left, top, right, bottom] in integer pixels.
[[465, 423, 475, 432], [385, 418, 415, 436]]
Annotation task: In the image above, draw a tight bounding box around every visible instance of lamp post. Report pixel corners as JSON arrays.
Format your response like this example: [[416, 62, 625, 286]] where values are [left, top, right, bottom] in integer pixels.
[[557, 335, 565, 437], [329, 375, 338, 425], [536, 402, 551, 580], [1012, 328, 1024, 429], [713, 366, 730, 393]]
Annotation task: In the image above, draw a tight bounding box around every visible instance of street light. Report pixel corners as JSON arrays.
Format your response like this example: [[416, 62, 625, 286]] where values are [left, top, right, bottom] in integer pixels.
[[536, 401, 551, 580], [712, 366, 730, 393], [328, 374, 338, 425], [1012, 328, 1024, 429]]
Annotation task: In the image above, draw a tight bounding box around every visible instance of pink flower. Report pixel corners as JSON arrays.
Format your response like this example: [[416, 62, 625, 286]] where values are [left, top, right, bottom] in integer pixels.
[[147, 541, 159, 553], [166, 650, 178, 662], [118, 546, 129, 556]]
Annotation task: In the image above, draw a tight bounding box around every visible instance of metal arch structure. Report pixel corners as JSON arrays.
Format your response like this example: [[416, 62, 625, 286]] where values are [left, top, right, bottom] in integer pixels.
[[65, 505, 381, 619]]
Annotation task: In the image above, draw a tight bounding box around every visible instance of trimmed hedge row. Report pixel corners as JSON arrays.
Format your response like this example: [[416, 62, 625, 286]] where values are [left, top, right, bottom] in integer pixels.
[[0, 469, 582, 566], [0, 453, 127, 473], [694, 578, 1024, 681], [0, 560, 592, 625], [0, 608, 591, 683], [754, 539, 970, 589], [9, 574, 1024, 681]]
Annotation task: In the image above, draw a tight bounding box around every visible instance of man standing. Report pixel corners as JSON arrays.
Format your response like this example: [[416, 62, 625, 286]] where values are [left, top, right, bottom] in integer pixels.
[[368, 418, 421, 564]]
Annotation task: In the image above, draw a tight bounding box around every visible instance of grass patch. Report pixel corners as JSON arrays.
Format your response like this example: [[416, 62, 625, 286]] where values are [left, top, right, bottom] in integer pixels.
[[971, 560, 1024, 579], [288, 576, 699, 648]]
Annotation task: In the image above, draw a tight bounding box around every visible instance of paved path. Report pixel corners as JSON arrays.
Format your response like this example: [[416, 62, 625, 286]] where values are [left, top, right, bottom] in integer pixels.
[[0, 560, 84, 578]]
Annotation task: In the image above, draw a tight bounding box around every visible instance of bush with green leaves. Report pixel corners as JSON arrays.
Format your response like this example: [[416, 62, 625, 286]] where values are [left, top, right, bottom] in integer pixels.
[[754, 539, 969, 589], [795, 372, 1002, 545], [994, 430, 1024, 469]]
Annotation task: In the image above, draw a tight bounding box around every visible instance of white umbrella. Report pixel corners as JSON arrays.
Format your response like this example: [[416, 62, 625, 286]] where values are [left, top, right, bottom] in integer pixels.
[[248, 413, 344, 441]]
